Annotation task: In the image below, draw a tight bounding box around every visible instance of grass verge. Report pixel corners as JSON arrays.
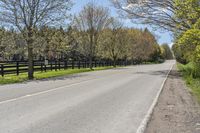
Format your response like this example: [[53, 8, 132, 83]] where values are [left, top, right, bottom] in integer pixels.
[[0, 66, 113, 85], [177, 63, 200, 102]]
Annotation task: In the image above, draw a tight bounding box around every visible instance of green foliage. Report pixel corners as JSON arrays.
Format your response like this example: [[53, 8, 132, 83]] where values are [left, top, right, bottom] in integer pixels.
[[193, 18, 200, 29], [160, 44, 173, 60], [0, 26, 71, 61], [172, 43, 188, 64], [177, 29, 200, 62], [0, 25, 164, 65], [178, 62, 200, 78], [177, 63, 200, 102], [151, 44, 163, 62], [98, 28, 128, 63], [0, 67, 114, 85], [173, 0, 200, 103], [173, 0, 200, 64], [175, 0, 200, 29], [125, 28, 161, 62], [173, 0, 200, 63]]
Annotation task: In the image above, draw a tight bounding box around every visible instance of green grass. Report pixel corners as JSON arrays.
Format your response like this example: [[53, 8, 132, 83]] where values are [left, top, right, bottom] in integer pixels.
[[0, 66, 113, 85], [177, 63, 200, 102]]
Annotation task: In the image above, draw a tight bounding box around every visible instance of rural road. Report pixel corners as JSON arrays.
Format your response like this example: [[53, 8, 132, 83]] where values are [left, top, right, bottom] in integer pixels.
[[0, 60, 175, 133]]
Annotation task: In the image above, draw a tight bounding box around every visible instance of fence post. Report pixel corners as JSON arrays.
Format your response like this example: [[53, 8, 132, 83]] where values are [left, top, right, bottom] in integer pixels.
[[51, 62, 53, 71], [97, 61, 99, 67], [87, 61, 89, 68], [84, 61, 87, 68], [1, 64, 4, 77], [78, 60, 81, 69], [44, 65, 47, 72], [58, 61, 61, 70], [55, 61, 57, 71], [95, 60, 97, 67], [16, 62, 19, 76], [66, 60, 68, 69], [64, 60, 66, 69], [82, 61, 84, 68], [72, 60, 74, 69], [41, 63, 43, 72], [33, 60, 35, 73]]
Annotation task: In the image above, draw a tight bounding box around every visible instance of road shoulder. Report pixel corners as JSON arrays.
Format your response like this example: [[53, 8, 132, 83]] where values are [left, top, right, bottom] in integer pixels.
[[145, 65, 200, 133]]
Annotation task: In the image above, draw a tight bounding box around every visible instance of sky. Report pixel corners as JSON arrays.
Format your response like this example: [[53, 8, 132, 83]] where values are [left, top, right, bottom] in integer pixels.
[[70, 0, 173, 47]]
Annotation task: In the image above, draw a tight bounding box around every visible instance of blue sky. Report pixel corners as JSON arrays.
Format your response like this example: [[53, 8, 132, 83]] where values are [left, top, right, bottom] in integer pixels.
[[71, 0, 173, 46]]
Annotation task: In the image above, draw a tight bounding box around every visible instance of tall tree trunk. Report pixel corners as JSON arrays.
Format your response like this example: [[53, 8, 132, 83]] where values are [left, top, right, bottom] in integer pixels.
[[89, 31, 94, 70], [131, 58, 134, 65], [27, 29, 34, 80], [113, 56, 117, 67], [89, 56, 93, 70]]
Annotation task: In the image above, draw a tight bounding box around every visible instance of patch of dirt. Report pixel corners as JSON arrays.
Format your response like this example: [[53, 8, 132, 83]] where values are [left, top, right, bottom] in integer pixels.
[[145, 66, 200, 133]]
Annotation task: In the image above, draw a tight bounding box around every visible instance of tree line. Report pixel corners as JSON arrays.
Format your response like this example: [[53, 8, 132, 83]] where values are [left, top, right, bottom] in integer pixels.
[[0, 22, 168, 64], [171, 0, 200, 77], [112, 0, 199, 76], [0, 1, 171, 79]]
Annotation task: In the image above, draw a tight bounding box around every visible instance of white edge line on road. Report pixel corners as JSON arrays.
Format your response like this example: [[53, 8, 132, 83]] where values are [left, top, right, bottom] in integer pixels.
[[0, 78, 99, 105], [0, 69, 130, 105], [0, 69, 128, 105], [136, 64, 174, 133]]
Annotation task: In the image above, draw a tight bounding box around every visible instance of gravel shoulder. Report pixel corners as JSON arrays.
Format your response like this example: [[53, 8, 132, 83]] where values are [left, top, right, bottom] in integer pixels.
[[145, 65, 200, 133]]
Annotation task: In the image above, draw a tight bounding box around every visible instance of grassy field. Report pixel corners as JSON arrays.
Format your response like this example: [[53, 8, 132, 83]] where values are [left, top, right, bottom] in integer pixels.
[[0, 66, 113, 85], [177, 63, 200, 102]]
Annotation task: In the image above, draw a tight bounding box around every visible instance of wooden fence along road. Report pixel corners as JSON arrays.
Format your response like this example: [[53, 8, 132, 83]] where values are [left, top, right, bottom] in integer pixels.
[[0, 60, 129, 77]]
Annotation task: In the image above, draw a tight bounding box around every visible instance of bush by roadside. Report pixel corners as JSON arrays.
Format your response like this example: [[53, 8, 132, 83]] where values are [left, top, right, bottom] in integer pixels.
[[177, 62, 200, 102]]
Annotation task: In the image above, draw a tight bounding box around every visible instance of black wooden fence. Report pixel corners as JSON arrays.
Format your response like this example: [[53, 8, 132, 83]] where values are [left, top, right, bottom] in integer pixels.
[[0, 60, 129, 77]]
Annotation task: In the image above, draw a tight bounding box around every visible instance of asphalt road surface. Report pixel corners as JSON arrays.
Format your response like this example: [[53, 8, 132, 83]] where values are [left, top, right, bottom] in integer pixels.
[[0, 60, 175, 133]]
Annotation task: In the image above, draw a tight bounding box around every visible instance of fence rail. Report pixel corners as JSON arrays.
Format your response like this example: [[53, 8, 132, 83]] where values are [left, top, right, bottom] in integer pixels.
[[0, 60, 129, 77]]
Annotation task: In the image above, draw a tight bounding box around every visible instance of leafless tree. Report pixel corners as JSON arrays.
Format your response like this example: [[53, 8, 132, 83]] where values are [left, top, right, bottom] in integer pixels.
[[73, 2, 111, 69], [110, 0, 192, 32], [0, 0, 72, 79]]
